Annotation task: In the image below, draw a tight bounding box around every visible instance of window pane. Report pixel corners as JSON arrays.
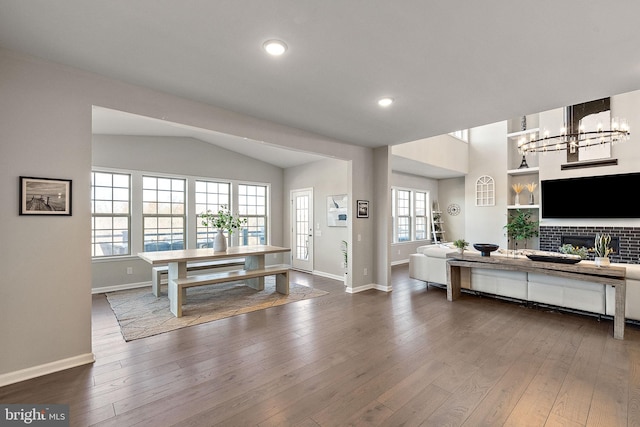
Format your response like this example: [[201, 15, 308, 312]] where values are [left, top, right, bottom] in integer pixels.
[[91, 171, 131, 257], [143, 175, 186, 252]]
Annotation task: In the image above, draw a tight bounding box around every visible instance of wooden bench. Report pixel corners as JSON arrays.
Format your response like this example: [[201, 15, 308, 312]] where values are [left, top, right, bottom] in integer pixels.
[[168, 264, 290, 317], [152, 259, 245, 296]]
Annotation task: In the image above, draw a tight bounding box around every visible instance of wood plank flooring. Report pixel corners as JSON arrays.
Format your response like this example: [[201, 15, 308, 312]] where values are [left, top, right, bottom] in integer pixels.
[[2, 265, 640, 426]]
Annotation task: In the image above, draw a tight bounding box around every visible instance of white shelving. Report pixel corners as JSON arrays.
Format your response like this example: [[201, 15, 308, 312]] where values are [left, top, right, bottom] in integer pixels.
[[431, 202, 445, 243]]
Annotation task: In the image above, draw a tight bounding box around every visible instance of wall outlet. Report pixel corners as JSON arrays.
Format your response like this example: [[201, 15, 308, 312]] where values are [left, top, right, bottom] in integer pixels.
[[364, 267, 368, 276], [126, 267, 133, 275]]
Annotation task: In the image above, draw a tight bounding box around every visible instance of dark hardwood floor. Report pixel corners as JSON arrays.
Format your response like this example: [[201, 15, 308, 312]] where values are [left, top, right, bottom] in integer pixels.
[[2, 265, 640, 426]]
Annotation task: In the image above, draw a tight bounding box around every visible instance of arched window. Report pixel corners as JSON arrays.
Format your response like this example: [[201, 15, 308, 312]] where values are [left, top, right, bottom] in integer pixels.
[[475, 175, 495, 206]]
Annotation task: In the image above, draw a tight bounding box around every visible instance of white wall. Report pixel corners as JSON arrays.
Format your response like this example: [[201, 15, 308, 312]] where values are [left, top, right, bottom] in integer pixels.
[[437, 177, 466, 242], [283, 158, 349, 278], [0, 47, 377, 384], [465, 121, 509, 248], [392, 133, 469, 174], [91, 134, 285, 290]]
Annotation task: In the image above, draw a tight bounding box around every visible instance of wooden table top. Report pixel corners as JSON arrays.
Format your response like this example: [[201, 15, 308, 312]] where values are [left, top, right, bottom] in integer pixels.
[[138, 245, 291, 265], [447, 252, 626, 281]]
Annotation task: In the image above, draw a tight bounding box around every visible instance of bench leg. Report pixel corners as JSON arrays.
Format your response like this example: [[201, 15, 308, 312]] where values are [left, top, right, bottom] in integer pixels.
[[276, 271, 289, 295]]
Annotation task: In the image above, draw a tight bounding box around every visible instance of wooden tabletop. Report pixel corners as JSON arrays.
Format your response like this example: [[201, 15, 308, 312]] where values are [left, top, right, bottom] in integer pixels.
[[138, 245, 291, 265], [447, 252, 626, 281]]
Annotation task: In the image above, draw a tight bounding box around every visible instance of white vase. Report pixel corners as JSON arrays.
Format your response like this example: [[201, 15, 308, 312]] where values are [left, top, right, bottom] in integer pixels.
[[213, 228, 227, 252], [595, 257, 610, 267], [514, 193, 520, 205], [457, 248, 464, 255]]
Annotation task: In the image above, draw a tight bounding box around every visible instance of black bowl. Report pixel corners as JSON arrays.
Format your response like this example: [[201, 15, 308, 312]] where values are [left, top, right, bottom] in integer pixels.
[[473, 243, 500, 256]]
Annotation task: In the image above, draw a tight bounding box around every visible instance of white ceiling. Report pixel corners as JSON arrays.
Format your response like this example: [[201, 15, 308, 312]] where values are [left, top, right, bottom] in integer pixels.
[[2, 1, 640, 173]]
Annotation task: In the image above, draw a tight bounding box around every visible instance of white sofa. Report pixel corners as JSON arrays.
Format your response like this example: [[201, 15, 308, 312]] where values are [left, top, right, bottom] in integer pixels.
[[409, 243, 640, 321]]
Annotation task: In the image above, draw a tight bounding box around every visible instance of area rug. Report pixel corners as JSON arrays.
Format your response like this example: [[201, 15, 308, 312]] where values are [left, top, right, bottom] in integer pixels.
[[106, 279, 328, 341]]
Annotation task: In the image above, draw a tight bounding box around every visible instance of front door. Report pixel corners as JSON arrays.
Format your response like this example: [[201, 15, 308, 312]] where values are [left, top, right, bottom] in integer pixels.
[[291, 189, 313, 272]]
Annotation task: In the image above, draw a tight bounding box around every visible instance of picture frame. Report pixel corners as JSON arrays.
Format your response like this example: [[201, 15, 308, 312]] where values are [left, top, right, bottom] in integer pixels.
[[357, 200, 369, 218], [327, 194, 348, 227], [19, 176, 72, 216]]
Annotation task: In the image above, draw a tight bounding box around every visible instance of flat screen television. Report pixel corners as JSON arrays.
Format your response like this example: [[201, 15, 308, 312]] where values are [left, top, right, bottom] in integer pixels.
[[541, 172, 640, 218]]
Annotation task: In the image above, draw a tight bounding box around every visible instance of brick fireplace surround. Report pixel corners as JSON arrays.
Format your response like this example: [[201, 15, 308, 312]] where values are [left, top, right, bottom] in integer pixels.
[[540, 226, 640, 264]]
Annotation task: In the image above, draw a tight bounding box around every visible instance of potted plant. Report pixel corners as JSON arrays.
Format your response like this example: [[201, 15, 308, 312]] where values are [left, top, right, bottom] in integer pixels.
[[200, 205, 247, 252], [453, 239, 469, 254], [504, 209, 539, 253], [594, 233, 613, 267], [559, 244, 588, 259]]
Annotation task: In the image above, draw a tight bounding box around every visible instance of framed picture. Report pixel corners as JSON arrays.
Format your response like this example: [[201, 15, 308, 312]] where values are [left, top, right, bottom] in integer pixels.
[[327, 194, 347, 227], [20, 176, 72, 216], [357, 200, 369, 218]]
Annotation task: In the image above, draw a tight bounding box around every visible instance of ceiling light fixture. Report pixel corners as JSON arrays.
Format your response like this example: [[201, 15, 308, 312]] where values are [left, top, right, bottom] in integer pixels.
[[263, 40, 287, 56], [518, 117, 630, 155], [378, 97, 394, 107]]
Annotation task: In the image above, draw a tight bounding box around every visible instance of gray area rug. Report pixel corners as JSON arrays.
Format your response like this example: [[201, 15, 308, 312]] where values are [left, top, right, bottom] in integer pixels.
[[106, 279, 328, 341]]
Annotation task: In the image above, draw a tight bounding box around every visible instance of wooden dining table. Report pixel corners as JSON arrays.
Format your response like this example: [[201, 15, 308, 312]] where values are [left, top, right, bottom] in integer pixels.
[[138, 244, 291, 292]]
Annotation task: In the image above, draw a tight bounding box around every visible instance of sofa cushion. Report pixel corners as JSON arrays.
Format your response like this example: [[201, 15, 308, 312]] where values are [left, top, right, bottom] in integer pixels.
[[528, 272, 605, 314], [471, 268, 528, 299]]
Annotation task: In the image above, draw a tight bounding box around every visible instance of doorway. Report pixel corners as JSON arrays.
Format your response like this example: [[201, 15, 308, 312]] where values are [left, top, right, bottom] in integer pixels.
[[291, 188, 314, 272]]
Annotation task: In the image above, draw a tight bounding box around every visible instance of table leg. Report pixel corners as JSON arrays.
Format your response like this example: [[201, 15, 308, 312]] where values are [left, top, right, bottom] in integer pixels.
[[244, 255, 265, 291], [168, 261, 187, 317], [447, 262, 462, 301], [614, 281, 626, 340]]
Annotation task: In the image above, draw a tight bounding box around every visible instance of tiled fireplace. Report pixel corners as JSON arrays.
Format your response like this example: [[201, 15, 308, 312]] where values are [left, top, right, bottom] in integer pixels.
[[540, 226, 640, 264]]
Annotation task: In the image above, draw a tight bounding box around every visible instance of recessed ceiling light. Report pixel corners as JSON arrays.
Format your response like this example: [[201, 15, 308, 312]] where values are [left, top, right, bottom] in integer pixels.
[[378, 97, 394, 107], [263, 40, 288, 56]]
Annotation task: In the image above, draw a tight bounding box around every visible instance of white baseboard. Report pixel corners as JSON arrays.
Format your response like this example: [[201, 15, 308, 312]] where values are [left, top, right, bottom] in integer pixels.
[[391, 259, 409, 266], [311, 270, 344, 282], [92, 281, 151, 294], [0, 353, 95, 387]]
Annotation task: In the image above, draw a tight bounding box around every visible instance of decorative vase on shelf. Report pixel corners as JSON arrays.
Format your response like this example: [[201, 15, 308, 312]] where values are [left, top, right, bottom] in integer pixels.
[[514, 193, 520, 206], [529, 193, 534, 205], [213, 229, 227, 252], [595, 257, 610, 267]]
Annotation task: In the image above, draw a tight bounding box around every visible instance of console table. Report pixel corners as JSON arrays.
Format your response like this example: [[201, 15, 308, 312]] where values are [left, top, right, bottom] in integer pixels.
[[446, 253, 627, 339]]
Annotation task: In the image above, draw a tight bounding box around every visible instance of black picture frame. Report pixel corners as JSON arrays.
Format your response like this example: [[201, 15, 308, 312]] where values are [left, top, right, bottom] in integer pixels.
[[357, 200, 369, 218], [19, 176, 72, 216]]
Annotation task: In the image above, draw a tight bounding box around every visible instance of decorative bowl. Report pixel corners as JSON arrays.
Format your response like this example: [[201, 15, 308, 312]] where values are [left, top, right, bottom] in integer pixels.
[[473, 243, 500, 256]]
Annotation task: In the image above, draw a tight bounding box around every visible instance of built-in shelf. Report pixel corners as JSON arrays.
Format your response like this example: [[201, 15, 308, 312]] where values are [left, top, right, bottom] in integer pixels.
[[507, 204, 539, 210], [507, 167, 540, 176]]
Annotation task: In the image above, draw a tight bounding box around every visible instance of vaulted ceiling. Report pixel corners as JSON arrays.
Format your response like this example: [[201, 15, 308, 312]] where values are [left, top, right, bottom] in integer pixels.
[[2, 1, 640, 165]]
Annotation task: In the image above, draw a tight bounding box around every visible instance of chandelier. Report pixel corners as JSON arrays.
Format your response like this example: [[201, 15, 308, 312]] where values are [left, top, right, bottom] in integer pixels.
[[518, 117, 630, 155]]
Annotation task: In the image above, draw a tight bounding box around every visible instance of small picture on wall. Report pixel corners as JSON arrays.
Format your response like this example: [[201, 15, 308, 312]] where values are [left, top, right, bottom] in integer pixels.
[[327, 194, 347, 227], [357, 200, 369, 218], [20, 176, 72, 216]]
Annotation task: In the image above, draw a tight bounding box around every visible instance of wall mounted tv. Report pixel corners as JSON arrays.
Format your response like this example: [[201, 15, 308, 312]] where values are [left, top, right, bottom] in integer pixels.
[[541, 172, 640, 218]]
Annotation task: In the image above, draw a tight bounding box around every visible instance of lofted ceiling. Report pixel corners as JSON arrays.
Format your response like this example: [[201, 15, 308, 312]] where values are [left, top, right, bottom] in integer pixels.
[[2, 1, 640, 173]]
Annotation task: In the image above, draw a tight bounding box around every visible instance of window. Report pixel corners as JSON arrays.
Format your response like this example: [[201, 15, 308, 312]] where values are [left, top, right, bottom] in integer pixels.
[[414, 191, 428, 240], [392, 188, 430, 243], [238, 184, 267, 245], [91, 171, 131, 257], [195, 180, 231, 248], [449, 129, 469, 142], [395, 189, 411, 242], [142, 176, 186, 251]]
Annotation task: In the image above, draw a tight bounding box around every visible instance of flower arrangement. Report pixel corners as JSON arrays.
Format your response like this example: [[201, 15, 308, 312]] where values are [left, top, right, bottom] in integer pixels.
[[594, 233, 613, 258], [559, 244, 588, 259], [526, 182, 537, 193], [511, 183, 524, 194], [200, 205, 246, 234]]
